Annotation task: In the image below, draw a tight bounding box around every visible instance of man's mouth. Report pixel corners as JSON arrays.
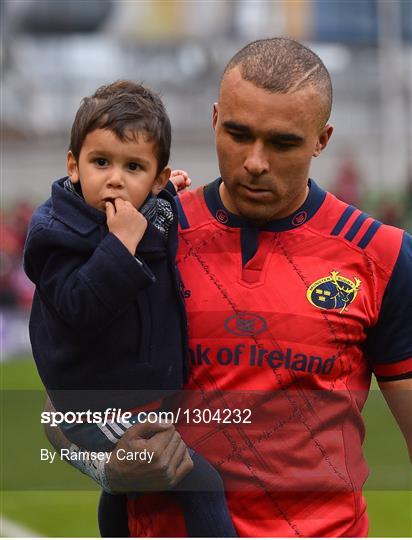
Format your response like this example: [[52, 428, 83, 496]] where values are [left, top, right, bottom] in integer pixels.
[[240, 185, 272, 199]]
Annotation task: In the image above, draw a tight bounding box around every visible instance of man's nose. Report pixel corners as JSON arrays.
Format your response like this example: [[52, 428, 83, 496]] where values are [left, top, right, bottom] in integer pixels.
[[244, 141, 269, 177]]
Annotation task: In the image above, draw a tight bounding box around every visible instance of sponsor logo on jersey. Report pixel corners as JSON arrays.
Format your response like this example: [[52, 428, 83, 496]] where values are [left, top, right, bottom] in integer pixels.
[[189, 344, 336, 375], [292, 210, 307, 226], [224, 312, 268, 336], [307, 271, 361, 313], [216, 209, 229, 223]]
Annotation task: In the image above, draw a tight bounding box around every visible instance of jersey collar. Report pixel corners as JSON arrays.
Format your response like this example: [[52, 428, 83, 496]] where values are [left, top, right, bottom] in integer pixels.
[[204, 177, 326, 231]]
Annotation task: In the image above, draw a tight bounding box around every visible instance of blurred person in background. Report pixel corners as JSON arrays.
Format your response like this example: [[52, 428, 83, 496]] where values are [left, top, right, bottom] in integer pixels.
[[401, 169, 412, 232], [0, 202, 35, 310], [333, 154, 362, 208]]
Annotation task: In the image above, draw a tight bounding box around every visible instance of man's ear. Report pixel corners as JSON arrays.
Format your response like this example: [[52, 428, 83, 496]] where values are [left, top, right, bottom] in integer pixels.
[[152, 167, 171, 195], [313, 123, 334, 157], [212, 102, 218, 130], [67, 151, 80, 183]]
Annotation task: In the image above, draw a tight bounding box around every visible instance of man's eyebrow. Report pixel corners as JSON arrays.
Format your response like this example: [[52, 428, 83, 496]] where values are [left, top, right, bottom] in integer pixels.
[[222, 120, 250, 132], [222, 121, 304, 142], [268, 132, 304, 143]]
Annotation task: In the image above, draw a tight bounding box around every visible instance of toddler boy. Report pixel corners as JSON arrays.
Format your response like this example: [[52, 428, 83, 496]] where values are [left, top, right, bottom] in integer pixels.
[[24, 80, 236, 537]]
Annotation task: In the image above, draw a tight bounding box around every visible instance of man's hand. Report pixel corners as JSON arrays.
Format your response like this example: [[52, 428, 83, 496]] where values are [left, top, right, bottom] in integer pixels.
[[170, 170, 191, 193], [105, 421, 193, 492], [106, 198, 147, 255]]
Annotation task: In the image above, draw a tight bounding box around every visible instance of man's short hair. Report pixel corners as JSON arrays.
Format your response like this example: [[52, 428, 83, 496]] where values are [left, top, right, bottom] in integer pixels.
[[223, 38, 332, 126], [69, 80, 171, 174]]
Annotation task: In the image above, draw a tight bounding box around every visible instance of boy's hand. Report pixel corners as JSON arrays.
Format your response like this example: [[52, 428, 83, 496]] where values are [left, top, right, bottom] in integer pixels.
[[170, 169, 191, 193], [106, 198, 147, 255]]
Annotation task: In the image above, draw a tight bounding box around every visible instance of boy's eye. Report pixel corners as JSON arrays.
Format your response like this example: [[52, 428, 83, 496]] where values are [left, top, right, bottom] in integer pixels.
[[128, 162, 141, 171], [95, 158, 108, 166]]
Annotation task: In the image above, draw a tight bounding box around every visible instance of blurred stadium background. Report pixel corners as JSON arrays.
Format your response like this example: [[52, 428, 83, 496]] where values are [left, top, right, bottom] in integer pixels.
[[1, 0, 411, 537]]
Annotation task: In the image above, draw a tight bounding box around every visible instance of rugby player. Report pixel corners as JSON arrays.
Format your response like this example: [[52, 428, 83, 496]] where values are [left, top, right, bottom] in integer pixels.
[[46, 37, 412, 537]]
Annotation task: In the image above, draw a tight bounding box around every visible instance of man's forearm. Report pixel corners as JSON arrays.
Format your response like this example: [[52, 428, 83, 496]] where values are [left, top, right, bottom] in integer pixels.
[[44, 397, 72, 453], [43, 397, 112, 491]]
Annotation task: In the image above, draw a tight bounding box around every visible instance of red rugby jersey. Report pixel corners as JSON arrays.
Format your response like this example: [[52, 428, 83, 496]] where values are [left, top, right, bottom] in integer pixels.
[[128, 179, 412, 538]]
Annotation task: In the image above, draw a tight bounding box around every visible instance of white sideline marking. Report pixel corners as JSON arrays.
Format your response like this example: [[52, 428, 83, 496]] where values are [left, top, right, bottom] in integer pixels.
[[0, 515, 43, 537]]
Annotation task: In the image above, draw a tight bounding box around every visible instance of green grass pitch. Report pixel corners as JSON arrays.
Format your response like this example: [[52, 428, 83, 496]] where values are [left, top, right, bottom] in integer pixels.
[[1, 358, 411, 537]]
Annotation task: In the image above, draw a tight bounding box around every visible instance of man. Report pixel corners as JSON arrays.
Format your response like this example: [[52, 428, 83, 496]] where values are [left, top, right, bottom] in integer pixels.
[[46, 38, 411, 537]]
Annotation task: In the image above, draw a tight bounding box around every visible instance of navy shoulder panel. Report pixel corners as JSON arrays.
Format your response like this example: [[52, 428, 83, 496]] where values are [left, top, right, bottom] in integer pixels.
[[363, 231, 412, 380], [330, 205, 382, 249], [174, 196, 190, 230]]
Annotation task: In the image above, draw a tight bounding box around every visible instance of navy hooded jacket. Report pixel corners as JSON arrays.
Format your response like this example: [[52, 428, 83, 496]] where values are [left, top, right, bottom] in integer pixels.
[[24, 178, 188, 412]]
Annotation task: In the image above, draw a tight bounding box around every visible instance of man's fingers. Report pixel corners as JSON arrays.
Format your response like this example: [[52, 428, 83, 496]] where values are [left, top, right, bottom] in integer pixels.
[[106, 423, 191, 491], [171, 169, 188, 179], [170, 448, 194, 487], [170, 169, 192, 192], [166, 438, 189, 479], [146, 423, 178, 452], [172, 175, 186, 186], [124, 420, 174, 441], [147, 429, 190, 484], [157, 429, 183, 463]]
